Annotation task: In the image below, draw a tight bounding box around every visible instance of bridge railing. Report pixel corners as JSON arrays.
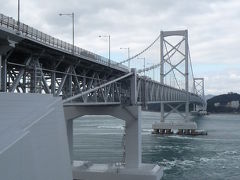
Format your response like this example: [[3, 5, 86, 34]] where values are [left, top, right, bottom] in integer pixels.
[[0, 14, 128, 72]]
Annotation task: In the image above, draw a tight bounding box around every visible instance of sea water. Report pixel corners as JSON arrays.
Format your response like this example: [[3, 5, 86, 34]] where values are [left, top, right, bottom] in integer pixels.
[[73, 112, 240, 180]]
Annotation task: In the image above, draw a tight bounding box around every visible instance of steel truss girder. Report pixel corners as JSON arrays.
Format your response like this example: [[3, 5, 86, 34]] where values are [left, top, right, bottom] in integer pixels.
[[63, 72, 133, 103], [5, 56, 128, 104], [136, 77, 203, 105], [9, 56, 32, 92], [3, 54, 203, 106]]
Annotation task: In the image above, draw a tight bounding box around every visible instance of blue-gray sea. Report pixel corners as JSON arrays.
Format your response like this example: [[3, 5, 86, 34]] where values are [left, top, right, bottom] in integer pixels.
[[73, 112, 240, 180]]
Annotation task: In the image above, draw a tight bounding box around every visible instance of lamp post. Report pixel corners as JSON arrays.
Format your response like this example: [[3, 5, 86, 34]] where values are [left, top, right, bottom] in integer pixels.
[[146, 62, 154, 80], [153, 67, 155, 81], [120, 47, 130, 68], [17, 0, 20, 33], [138, 57, 146, 77], [138, 57, 146, 107], [99, 35, 110, 66], [59, 12, 75, 54]]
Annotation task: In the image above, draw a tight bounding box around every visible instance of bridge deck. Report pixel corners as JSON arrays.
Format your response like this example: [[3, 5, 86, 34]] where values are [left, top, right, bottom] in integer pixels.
[[0, 13, 129, 73]]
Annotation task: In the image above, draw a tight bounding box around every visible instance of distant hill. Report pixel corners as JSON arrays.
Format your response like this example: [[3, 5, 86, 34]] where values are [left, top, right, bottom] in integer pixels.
[[207, 93, 240, 113], [205, 94, 215, 100]]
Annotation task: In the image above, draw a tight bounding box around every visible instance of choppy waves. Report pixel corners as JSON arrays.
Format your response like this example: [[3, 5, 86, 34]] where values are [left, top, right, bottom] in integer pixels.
[[158, 159, 196, 171], [97, 125, 124, 130]]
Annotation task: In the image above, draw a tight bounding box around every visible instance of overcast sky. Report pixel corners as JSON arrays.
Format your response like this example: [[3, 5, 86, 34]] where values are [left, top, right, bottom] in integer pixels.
[[1, 0, 240, 95]]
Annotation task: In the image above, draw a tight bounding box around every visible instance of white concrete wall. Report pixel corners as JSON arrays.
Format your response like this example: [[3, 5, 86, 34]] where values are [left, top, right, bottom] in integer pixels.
[[64, 105, 142, 169], [0, 93, 72, 180]]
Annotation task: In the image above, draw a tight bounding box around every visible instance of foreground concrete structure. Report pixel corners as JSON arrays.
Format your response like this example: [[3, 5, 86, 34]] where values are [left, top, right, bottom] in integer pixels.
[[0, 93, 163, 180], [64, 100, 163, 179], [72, 161, 163, 180], [0, 93, 72, 180]]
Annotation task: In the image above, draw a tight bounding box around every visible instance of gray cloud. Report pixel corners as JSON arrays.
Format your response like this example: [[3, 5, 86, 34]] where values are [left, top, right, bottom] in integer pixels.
[[0, 0, 239, 95]]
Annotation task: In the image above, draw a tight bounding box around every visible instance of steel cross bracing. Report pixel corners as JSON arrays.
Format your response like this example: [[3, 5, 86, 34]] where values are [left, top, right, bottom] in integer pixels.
[[193, 78, 206, 109], [193, 78, 205, 99], [0, 13, 204, 108]]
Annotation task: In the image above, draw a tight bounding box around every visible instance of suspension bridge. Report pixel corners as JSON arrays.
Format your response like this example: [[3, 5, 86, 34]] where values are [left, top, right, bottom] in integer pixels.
[[0, 13, 205, 180]]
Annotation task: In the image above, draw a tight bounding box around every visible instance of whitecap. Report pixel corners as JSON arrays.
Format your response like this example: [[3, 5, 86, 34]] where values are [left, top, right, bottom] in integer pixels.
[[199, 157, 226, 163], [97, 125, 124, 130], [158, 159, 195, 170], [142, 129, 153, 132], [200, 157, 210, 162], [158, 159, 177, 171], [178, 160, 195, 166], [167, 135, 222, 142], [154, 145, 175, 149], [74, 132, 123, 135], [220, 151, 238, 155]]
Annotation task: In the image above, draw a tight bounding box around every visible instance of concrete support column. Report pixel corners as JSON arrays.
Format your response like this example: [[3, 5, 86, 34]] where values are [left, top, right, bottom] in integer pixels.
[[51, 72, 56, 95], [23, 71, 26, 93], [64, 66, 73, 98], [193, 104, 196, 111], [1, 56, 7, 92], [68, 67, 73, 97], [125, 106, 142, 169], [51, 62, 56, 95], [66, 119, 73, 164], [130, 68, 137, 105], [30, 59, 35, 93], [160, 103, 164, 122], [0, 54, 2, 91]]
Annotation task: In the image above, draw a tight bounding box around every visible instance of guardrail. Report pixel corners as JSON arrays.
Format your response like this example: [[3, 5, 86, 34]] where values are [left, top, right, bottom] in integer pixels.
[[0, 14, 128, 72]]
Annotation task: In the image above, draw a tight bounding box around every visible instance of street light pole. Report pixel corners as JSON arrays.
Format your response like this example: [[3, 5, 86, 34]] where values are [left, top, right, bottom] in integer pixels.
[[153, 68, 155, 80], [108, 35, 110, 66], [146, 62, 154, 80], [72, 12, 75, 54], [138, 57, 146, 107], [17, 0, 20, 33], [120, 47, 130, 68], [59, 12, 75, 54], [138, 57, 146, 77], [144, 58, 145, 77], [99, 35, 111, 66]]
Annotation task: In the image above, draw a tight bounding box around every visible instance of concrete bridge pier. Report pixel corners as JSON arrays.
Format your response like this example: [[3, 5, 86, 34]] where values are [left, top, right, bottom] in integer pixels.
[[0, 53, 8, 92], [64, 105, 163, 180], [0, 54, 2, 91], [153, 101, 197, 135], [66, 119, 73, 164]]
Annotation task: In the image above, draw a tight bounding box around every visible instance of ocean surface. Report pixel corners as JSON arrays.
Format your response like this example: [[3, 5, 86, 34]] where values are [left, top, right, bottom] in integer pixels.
[[73, 112, 240, 180]]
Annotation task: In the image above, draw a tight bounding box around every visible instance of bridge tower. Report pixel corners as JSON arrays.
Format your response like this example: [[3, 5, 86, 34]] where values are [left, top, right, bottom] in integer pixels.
[[193, 78, 206, 111], [160, 30, 190, 122], [152, 30, 198, 135]]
